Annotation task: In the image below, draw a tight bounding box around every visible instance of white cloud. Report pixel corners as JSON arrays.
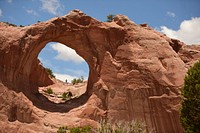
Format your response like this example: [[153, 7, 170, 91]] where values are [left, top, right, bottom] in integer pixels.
[[0, 9, 2, 17], [160, 17, 200, 44], [40, 0, 61, 15], [166, 11, 175, 18], [51, 43, 84, 64], [26, 9, 38, 16], [7, 0, 12, 3], [54, 73, 78, 82]]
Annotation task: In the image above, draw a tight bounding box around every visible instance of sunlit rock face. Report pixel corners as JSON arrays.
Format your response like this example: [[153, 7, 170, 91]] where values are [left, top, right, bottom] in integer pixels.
[[0, 9, 199, 132]]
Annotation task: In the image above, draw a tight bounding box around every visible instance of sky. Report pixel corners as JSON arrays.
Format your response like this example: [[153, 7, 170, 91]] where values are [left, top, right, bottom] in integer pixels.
[[0, 0, 200, 82]]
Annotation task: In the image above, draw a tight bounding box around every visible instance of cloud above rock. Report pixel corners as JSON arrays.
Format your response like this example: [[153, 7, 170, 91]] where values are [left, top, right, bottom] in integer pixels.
[[160, 17, 200, 44], [40, 0, 61, 15]]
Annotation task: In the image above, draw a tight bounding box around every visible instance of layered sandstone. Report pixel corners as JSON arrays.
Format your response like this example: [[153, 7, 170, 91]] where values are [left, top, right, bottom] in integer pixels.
[[0, 10, 200, 132]]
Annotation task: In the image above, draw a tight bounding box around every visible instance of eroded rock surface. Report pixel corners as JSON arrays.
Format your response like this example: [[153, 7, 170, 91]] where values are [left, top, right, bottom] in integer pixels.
[[0, 10, 200, 132]]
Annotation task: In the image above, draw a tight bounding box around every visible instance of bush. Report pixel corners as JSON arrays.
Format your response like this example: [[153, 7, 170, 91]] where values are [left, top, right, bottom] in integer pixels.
[[57, 126, 67, 133], [44, 88, 53, 94], [3, 21, 17, 27], [57, 126, 91, 133], [62, 92, 67, 100], [96, 119, 146, 133], [71, 76, 84, 85], [107, 14, 115, 22], [69, 126, 91, 133], [45, 68, 55, 78], [180, 60, 200, 133], [71, 78, 77, 85], [62, 91, 73, 100], [57, 120, 146, 133]]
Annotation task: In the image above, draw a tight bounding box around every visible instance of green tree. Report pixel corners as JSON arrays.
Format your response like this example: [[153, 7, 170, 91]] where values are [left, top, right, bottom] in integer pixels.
[[71, 78, 77, 85], [45, 68, 55, 78], [71, 76, 84, 85], [180, 60, 200, 133], [107, 14, 115, 22]]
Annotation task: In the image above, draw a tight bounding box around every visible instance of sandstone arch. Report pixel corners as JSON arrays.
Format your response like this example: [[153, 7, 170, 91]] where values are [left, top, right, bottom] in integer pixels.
[[1, 9, 198, 132], [0, 10, 124, 95]]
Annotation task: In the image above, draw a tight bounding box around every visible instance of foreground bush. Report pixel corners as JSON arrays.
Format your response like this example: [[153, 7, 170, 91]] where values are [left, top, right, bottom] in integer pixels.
[[57, 120, 146, 133], [97, 119, 146, 133], [180, 60, 200, 133], [57, 126, 67, 133], [57, 126, 91, 133], [69, 126, 91, 133]]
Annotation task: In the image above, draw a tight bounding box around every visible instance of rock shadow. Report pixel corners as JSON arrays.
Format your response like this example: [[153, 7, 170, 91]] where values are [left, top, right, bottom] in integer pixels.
[[31, 91, 89, 113]]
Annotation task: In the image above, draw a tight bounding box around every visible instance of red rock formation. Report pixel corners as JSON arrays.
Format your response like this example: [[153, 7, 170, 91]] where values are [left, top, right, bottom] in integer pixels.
[[178, 45, 200, 68], [0, 10, 200, 132]]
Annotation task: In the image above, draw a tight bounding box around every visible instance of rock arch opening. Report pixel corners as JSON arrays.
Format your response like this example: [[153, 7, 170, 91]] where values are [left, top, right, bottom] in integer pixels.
[[0, 9, 125, 113], [38, 42, 89, 104]]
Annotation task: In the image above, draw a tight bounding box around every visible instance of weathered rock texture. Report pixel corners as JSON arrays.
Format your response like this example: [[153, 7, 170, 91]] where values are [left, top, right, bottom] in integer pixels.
[[0, 10, 200, 132]]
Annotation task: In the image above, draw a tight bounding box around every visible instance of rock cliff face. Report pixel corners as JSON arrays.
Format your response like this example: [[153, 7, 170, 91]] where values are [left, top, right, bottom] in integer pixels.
[[0, 10, 199, 132]]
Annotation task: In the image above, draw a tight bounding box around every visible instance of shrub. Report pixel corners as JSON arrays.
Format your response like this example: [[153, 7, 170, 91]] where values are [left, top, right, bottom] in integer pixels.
[[62, 92, 67, 100], [57, 126, 91, 133], [3, 21, 17, 27], [107, 14, 115, 22], [69, 126, 91, 133], [62, 91, 73, 100], [71, 76, 84, 85], [45, 68, 55, 78], [44, 88, 53, 94], [96, 119, 146, 133], [57, 120, 146, 133], [57, 126, 67, 133], [180, 60, 200, 133], [71, 78, 77, 85]]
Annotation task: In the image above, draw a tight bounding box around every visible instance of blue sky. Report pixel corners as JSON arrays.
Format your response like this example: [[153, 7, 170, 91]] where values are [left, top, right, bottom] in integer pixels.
[[0, 0, 200, 82]]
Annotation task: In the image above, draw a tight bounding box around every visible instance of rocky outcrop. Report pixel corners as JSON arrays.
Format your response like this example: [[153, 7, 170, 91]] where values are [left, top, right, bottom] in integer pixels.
[[0, 10, 200, 132], [178, 45, 200, 68]]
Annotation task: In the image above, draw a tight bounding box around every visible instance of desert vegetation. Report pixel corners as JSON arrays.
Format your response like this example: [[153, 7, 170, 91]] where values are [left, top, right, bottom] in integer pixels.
[[107, 14, 115, 22], [180, 60, 200, 133], [61, 91, 73, 100], [2, 21, 17, 27], [57, 126, 91, 133], [71, 76, 84, 85], [57, 120, 146, 133], [45, 67, 55, 78], [44, 87, 53, 94]]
